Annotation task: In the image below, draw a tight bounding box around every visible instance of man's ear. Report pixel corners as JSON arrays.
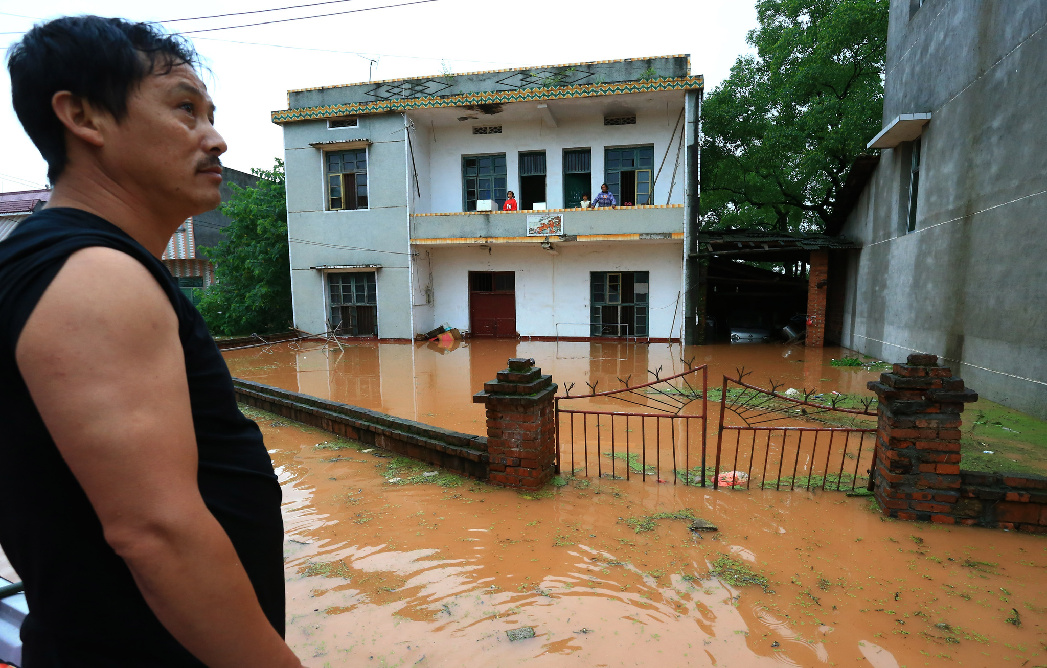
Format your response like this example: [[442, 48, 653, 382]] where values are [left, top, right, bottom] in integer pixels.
[[51, 91, 107, 148]]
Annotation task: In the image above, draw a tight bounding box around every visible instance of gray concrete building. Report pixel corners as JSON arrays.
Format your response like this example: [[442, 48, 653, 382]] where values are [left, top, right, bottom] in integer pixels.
[[273, 56, 702, 342], [836, 0, 1047, 417]]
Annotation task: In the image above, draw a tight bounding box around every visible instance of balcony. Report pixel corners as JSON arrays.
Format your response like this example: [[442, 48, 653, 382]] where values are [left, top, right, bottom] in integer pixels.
[[410, 204, 684, 244]]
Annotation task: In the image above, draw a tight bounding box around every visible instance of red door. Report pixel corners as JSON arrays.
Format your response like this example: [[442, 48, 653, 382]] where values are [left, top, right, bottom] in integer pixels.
[[469, 272, 516, 337]]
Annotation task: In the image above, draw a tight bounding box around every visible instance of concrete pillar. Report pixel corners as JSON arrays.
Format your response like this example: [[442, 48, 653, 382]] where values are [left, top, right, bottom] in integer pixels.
[[867, 353, 978, 523], [805, 249, 828, 347], [473, 357, 557, 489]]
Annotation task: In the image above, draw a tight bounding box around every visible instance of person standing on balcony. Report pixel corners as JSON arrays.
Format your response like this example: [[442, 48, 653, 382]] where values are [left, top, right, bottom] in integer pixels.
[[503, 190, 518, 211], [591, 183, 617, 209], [0, 15, 302, 667]]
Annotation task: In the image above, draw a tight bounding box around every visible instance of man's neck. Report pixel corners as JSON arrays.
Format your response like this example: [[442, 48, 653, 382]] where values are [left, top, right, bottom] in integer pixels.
[[46, 171, 180, 258]]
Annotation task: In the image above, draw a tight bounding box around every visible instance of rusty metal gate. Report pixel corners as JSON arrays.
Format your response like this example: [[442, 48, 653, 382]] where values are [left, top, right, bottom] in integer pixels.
[[712, 373, 877, 491], [555, 367, 877, 491], [555, 365, 709, 484]]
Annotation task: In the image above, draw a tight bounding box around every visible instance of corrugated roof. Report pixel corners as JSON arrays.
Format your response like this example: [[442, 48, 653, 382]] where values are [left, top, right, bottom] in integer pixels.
[[0, 188, 51, 215], [696, 229, 860, 261]]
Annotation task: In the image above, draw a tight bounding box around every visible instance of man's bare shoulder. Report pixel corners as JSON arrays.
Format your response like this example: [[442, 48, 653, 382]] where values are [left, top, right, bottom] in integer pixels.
[[16, 246, 177, 361]]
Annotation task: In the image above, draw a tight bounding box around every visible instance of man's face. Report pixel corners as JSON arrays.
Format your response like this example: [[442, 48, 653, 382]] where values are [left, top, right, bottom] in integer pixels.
[[100, 61, 226, 219], [601, 185, 609, 193]]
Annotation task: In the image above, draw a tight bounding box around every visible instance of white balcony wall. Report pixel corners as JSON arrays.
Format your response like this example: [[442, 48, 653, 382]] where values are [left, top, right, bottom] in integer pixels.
[[412, 101, 687, 214], [421, 241, 684, 340]]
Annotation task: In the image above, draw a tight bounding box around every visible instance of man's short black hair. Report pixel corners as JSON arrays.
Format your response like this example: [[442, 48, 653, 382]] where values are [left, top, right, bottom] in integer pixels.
[[7, 15, 199, 183]]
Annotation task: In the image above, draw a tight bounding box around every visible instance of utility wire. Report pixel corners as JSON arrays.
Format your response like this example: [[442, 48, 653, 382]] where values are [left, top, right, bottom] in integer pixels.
[[163, 0, 360, 23], [178, 0, 438, 35], [193, 35, 520, 67]]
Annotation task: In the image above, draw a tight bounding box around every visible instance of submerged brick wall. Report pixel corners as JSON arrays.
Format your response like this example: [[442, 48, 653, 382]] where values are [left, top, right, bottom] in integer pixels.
[[868, 353, 1047, 532], [955, 472, 1047, 534], [234, 357, 557, 490], [234, 379, 489, 480]]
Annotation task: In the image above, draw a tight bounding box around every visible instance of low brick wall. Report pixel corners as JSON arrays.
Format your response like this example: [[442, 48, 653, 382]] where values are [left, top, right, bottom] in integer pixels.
[[216, 330, 302, 350], [955, 471, 1047, 534], [868, 353, 1047, 532], [233, 379, 489, 480]]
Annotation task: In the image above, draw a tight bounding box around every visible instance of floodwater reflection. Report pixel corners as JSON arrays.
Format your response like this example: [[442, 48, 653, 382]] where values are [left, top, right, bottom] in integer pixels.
[[224, 339, 882, 438]]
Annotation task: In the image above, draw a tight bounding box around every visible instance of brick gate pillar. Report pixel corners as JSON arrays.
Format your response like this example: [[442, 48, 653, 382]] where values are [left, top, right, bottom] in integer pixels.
[[805, 249, 828, 347], [473, 357, 557, 489], [867, 353, 978, 523]]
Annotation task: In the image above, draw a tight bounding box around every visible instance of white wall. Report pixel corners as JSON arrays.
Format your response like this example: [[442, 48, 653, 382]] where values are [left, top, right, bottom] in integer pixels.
[[414, 104, 687, 214], [422, 241, 684, 339]]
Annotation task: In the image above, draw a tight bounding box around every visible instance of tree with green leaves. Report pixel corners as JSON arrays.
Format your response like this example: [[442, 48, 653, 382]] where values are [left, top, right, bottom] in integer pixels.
[[701, 0, 888, 232], [197, 160, 292, 336]]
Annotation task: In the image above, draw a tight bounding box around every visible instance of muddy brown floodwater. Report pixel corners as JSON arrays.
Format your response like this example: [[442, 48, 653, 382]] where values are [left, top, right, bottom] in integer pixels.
[[224, 340, 882, 438], [231, 340, 1047, 668]]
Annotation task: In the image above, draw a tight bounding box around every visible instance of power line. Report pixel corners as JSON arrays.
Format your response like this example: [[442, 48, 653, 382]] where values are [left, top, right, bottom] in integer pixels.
[[178, 0, 438, 35], [163, 0, 360, 23], [192, 35, 521, 67]]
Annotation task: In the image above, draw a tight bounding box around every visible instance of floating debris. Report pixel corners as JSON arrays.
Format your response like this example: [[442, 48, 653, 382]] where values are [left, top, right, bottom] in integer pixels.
[[387, 477, 402, 483], [423, 471, 439, 477], [506, 627, 536, 642], [689, 519, 719, 533], [717, 471, 749, 487]]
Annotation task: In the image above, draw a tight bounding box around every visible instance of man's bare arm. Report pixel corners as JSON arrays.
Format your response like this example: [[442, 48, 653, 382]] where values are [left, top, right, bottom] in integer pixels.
[[16, 247, 302, 667]]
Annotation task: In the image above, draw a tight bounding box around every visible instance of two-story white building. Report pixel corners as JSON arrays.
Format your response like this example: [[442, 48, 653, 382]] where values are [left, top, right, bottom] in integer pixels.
[[274, 56, 702, 342]]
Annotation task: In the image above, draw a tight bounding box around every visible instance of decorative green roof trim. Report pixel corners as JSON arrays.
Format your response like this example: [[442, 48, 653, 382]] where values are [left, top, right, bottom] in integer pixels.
[[271, 76, 703, 125]]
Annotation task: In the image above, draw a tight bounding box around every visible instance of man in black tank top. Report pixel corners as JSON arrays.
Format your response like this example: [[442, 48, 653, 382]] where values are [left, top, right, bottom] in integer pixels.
[[0, 17, 302, 666]]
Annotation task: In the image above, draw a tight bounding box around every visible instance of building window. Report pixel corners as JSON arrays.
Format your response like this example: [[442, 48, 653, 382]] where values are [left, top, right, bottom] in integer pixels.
[[563, 148, 591, 208], [326, 149, 368, 211], [591, 271, 649, 337], [328, 272, 377, 336], [605, 145, 654, 206], [462, 153, 507, 211], [518, 151, 546, 210], [604, 116, 637, 126], [472, 126, 502, 135], [907, 137, 921, 233], [328, 117, 358, 129], [177, 276, 204, 306]]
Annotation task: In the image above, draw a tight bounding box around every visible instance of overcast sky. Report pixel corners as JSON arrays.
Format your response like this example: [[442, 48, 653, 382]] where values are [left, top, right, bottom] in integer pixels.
[[0, 0, 757, 191]]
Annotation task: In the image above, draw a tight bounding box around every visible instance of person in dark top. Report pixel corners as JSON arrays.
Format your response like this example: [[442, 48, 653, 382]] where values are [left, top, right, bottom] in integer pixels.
[[0, 16, 302, 667]]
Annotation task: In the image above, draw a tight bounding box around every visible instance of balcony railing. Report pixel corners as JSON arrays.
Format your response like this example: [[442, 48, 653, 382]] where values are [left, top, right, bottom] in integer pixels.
[[410, 204, 684, 243]]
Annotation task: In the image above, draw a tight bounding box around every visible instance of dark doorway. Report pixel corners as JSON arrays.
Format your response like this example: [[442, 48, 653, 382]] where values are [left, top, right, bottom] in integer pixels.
[[328, 272, 378, 336], [590, 271, 649, 337], [469, 271, 517, 337], [563, 148, 591, 208], [519, 151, 546, 210]]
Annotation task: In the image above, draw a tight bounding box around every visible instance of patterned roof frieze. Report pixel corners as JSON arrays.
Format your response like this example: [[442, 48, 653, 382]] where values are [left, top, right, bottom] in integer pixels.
[[272, 75, 703, 124], [276, 55, 700, 123]]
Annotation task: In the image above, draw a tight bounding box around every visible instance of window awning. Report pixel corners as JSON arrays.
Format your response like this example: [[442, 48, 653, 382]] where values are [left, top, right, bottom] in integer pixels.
[[310, 264, 381, 270], [867, 113, 931, 149], [309, 139, 372, 150]]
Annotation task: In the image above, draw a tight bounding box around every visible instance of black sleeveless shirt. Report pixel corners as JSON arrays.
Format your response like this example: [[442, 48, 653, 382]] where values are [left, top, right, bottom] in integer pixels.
[[0, 208, 285, 666]]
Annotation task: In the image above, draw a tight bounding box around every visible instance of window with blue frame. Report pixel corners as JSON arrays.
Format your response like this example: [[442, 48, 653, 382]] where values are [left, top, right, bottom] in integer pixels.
[[462, 153, 507, 211], [590, 271, 649, 336], [604, 145, 654, 206]]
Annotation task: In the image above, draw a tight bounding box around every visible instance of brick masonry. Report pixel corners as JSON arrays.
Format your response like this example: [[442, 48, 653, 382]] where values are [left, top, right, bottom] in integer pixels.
[[806, 249, 828, 348], [868, 353, 1047, 532], [473, 358, 558, 489], [233, 379, 489, 480]]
